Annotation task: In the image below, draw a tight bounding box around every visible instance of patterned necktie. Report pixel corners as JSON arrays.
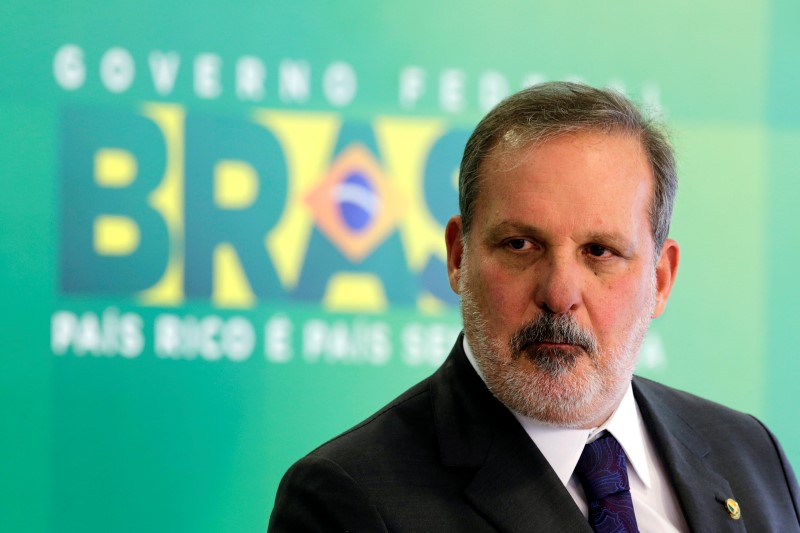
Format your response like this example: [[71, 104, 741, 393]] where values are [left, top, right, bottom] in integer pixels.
[[574, 433, 640, 533]]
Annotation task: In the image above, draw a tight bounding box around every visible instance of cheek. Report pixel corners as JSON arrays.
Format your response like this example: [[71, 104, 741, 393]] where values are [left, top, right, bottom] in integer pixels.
[[475, 264, 533, 323], [591, 272, 654, 335]]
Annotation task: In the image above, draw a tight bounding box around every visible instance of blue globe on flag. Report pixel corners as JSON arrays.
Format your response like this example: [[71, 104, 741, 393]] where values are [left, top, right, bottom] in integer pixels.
[[305, 143, 404, 261], [335, 170, 378, 233]]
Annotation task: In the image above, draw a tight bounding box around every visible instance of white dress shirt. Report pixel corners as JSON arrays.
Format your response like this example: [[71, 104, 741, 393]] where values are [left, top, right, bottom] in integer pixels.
[[463, 337, 689, 532]]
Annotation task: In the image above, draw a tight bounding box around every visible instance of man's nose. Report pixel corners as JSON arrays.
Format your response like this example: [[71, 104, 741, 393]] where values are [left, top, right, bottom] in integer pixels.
[[533, 255, 582, 314]]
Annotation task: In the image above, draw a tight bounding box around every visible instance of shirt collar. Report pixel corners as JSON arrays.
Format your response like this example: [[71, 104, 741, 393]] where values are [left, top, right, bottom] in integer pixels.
[[605, 381, 652, 488], [462, 335, 652, 488]]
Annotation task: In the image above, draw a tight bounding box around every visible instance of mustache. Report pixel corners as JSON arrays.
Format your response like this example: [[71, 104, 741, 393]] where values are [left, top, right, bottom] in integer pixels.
[[510, 313, 597, 356]]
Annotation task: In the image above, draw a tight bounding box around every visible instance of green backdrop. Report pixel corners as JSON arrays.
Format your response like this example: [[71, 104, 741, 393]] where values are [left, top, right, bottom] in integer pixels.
[[1, 1, 798, 531]]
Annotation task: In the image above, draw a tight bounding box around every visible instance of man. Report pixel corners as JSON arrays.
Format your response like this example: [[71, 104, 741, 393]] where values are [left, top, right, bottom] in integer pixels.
[[269, 82, 800, 532]]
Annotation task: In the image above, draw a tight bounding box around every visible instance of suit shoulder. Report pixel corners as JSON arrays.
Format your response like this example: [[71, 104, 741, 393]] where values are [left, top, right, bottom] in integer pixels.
[[632, 375, 787, 456], [305, 376, 438, 468], [633, 375, 755, 424], [268, 454, 389, 532]]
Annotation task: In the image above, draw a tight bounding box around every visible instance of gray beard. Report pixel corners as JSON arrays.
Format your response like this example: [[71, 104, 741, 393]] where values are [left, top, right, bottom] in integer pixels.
[[458, 263, 654, 428]]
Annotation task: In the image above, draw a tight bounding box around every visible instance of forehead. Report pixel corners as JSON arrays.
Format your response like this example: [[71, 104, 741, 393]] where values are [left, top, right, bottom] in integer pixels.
[[482, 129, 651, 190], [475, 130, 654, 231]]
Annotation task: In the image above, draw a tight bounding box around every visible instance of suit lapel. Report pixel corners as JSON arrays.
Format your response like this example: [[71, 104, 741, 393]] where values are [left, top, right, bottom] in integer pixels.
[[431, 338, 591, 533], [462, 424, 593, 533], [633, 378, 746, 532]]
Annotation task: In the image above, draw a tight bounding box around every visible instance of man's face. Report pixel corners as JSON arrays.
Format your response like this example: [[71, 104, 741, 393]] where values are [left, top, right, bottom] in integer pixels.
[[445, 130, 679, 429]]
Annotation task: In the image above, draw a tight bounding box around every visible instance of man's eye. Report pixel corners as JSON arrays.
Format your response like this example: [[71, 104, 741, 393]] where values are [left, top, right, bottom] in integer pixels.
[[586, 244, 611, 257], [506, 239, 532, 251]]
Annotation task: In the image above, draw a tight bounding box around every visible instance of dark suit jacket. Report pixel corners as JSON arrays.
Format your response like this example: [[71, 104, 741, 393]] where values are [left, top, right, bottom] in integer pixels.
[[269, 337, 800, 532]]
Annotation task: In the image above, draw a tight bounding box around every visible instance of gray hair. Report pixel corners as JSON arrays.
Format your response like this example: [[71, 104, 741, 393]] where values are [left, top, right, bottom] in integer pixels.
[[458, 81, 676, 252]]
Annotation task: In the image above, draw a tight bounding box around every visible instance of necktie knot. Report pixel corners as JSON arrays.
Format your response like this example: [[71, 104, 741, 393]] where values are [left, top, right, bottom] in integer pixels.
[[574, 433, 640, 533]]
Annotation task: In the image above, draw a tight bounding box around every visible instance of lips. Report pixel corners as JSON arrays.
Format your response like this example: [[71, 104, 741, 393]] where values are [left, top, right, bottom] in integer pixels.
[[519, 342, 581, 373], [536, 339, 575, 347], [522, 339, 584, 353], [536, 340, 589, 352]]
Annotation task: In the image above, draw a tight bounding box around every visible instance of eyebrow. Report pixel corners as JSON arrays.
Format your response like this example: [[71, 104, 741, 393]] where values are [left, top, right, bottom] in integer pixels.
[[484, 221, 546, 242]]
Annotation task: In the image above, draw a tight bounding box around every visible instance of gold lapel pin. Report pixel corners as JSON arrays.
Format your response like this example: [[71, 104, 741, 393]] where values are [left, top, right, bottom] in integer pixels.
[[725, 498, 741, 520]]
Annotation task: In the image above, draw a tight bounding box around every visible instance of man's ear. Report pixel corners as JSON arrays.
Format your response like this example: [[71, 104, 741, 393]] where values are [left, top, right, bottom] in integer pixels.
[[653, 238, 679, 318], [445, 216, 465, 294]]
